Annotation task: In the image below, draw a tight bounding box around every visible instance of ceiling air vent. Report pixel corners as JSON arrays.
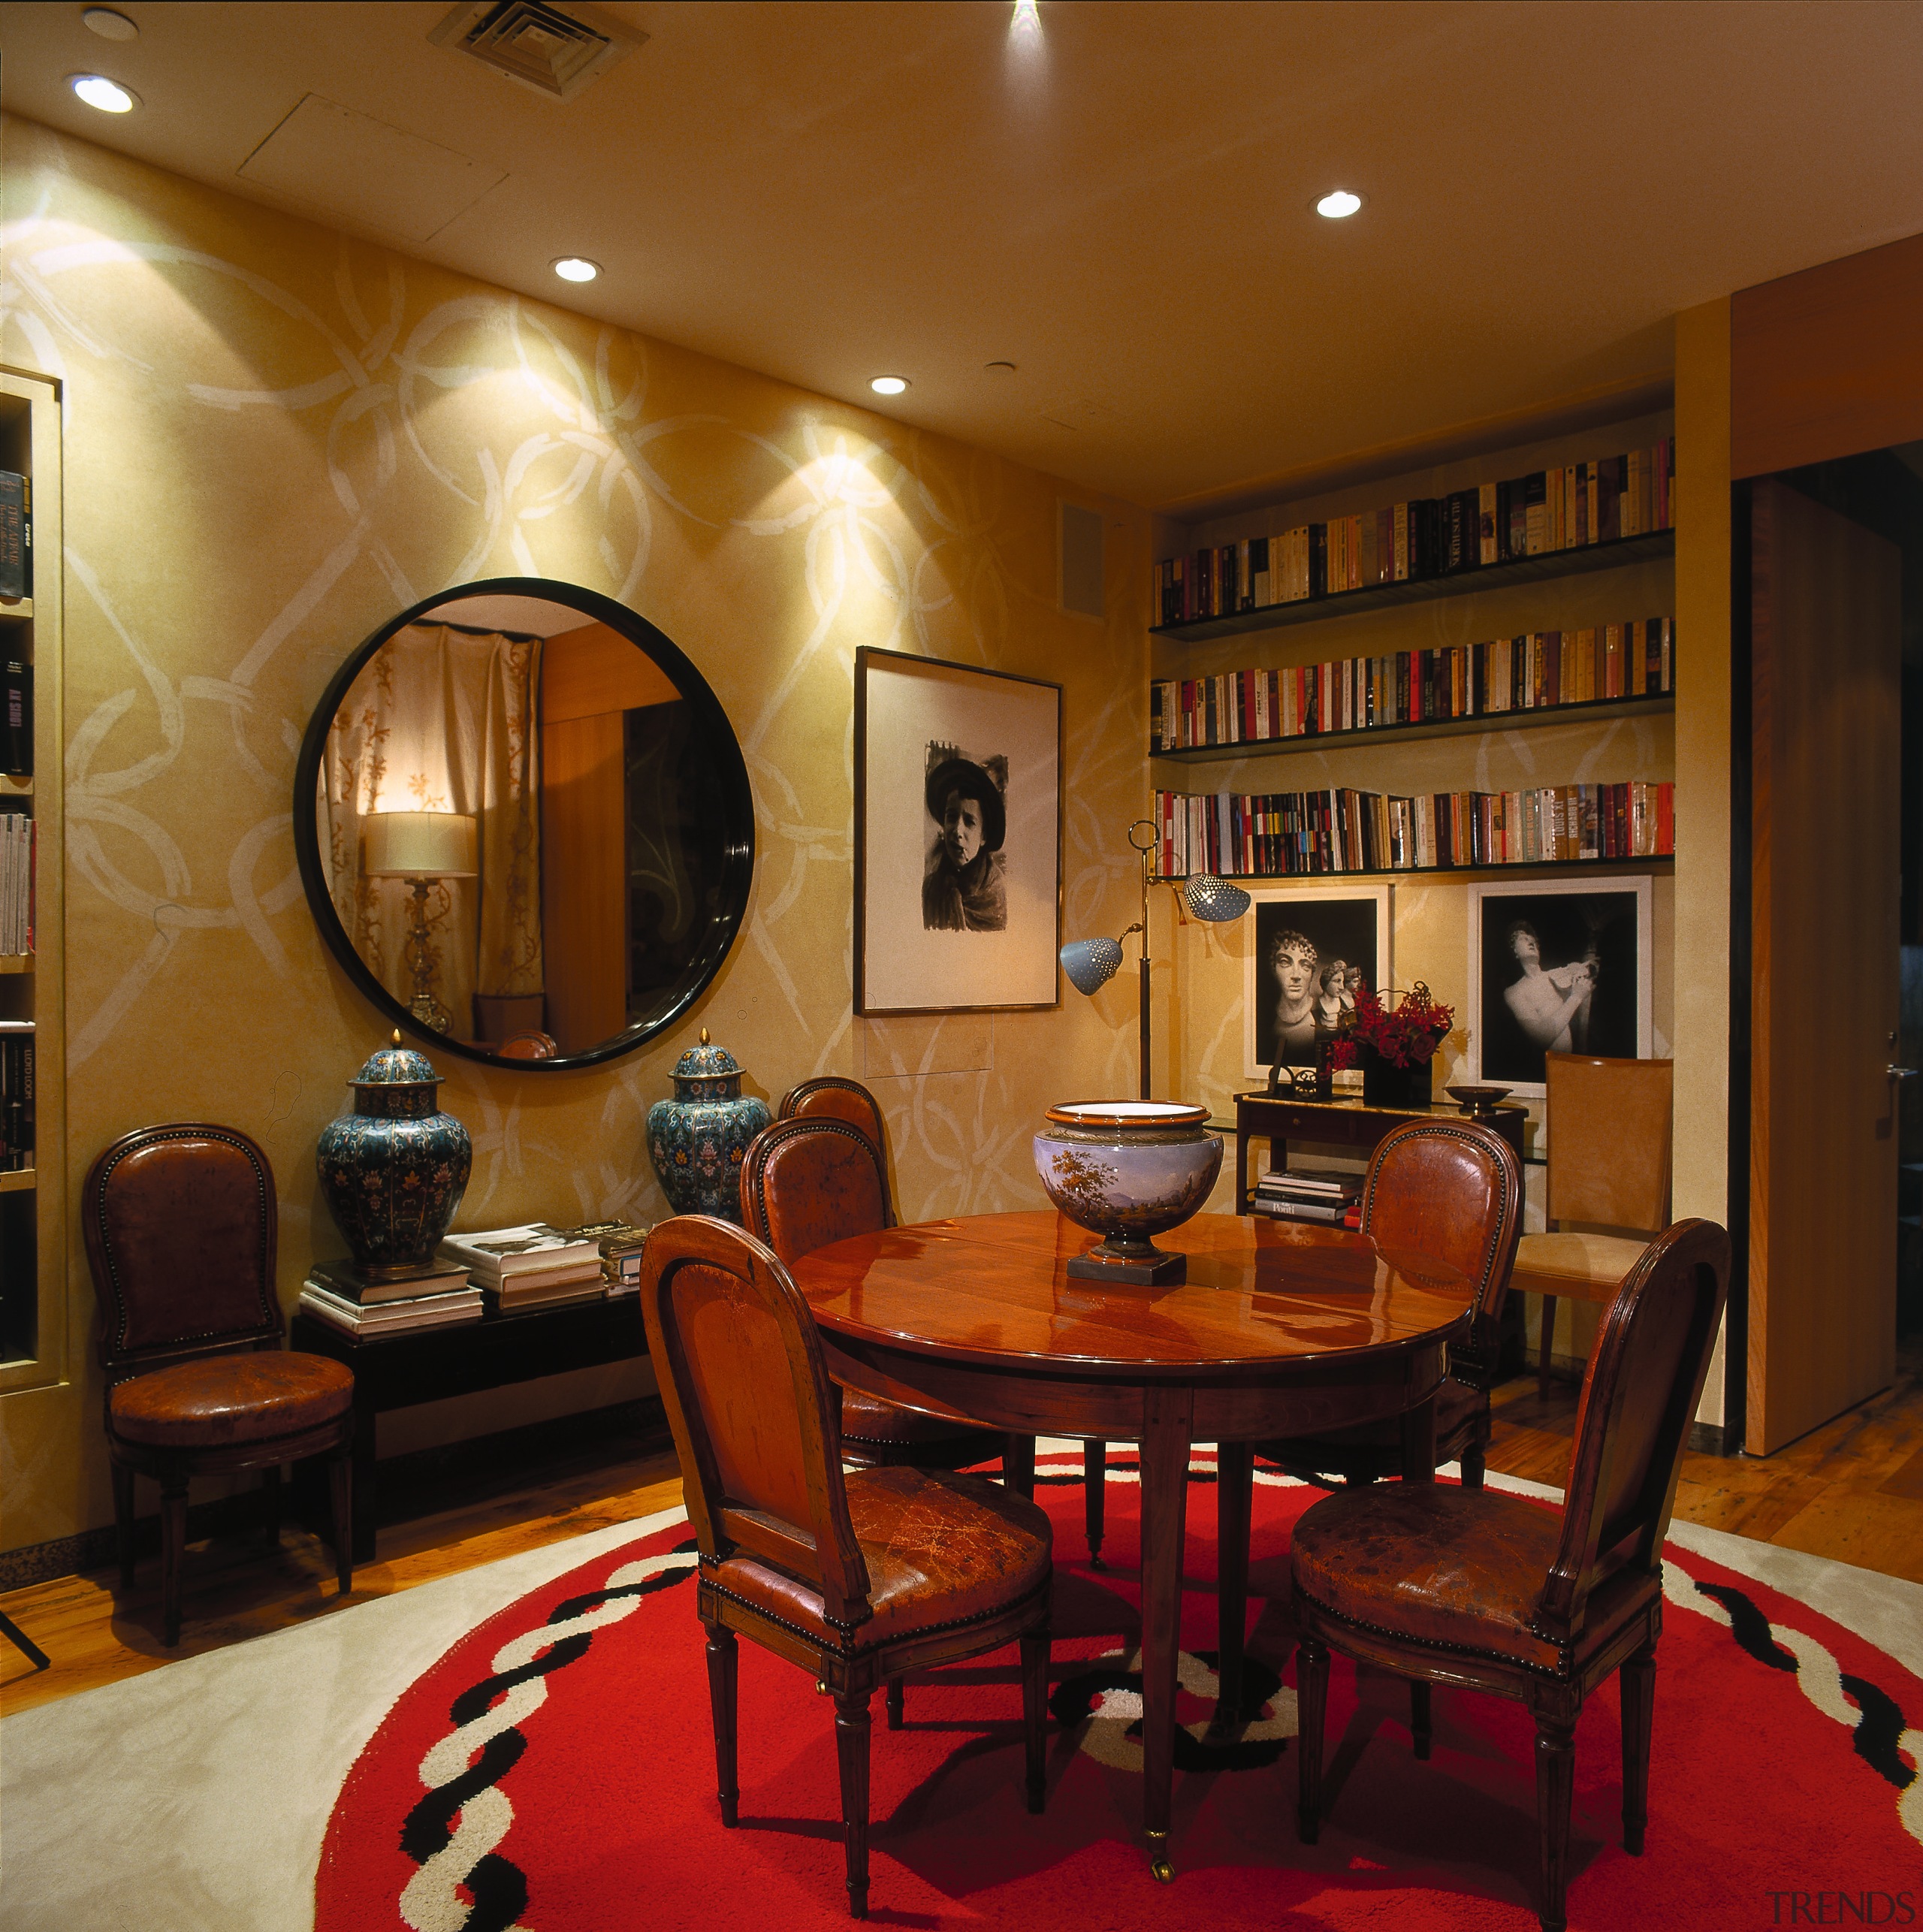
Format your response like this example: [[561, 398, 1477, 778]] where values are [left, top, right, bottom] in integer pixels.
[[430, 1, 645, 101]]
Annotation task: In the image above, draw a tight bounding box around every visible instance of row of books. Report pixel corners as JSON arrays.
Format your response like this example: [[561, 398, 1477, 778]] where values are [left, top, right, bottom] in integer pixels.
[[1150, 619, 1675, 752], [1156, 780, 1676, 878], [0, 810, 32, 955], [0, 1023, 32, 1173], [1251, 1168, 1361, 1226], [297, 1218, 651, 1337], [1156, 439, 1674, 624], [0, 472, 32, 603]]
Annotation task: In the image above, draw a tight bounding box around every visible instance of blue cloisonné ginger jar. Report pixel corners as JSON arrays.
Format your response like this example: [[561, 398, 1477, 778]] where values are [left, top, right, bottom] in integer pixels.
[[318, 1031, 473, 1278], [647, 1029, 770, 1223]]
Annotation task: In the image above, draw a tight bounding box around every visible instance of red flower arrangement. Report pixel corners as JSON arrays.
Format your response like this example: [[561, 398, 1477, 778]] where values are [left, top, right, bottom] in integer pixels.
[[1327, 981, 1455, 1070]]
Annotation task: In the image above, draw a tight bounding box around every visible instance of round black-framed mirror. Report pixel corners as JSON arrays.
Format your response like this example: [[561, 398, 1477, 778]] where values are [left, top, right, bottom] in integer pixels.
[[292, 577, 755, 1071]]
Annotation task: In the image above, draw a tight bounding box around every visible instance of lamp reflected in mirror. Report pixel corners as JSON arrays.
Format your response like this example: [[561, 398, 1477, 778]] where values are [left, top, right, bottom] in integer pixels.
[[361, 811, 477, 1034]]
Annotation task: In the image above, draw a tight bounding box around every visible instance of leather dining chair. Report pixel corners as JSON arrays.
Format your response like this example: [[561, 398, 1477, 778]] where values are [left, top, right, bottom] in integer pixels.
[[84, 1123, 356, 1646], [641, 1214, 1052, 1921], [1509, 1053, 1674, 1390], [1252, 1115, 1525, 1491], [496, 1028, 560, 1060], [776, 1078, 1115, 1568], [1290, 1218, 1731, 1932], [744, 1109, 1016, 1728]]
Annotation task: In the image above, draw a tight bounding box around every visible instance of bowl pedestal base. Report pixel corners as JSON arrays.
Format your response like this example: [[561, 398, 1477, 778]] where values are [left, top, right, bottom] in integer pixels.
[[1067, 1239, 1187, 1286]]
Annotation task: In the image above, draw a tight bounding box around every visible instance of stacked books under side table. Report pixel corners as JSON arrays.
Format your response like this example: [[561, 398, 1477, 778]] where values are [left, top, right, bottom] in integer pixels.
[[297, 1258, 484, 1336], [438, 1224, 608, 1315], [538, 1220, 650, 1296], [1250, 1169, 1363, 1226]]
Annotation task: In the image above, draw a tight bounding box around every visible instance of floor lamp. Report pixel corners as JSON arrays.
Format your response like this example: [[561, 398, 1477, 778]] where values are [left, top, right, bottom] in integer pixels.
[[362, 811, 478, 1034], [1060, 818, 1250, 1098]]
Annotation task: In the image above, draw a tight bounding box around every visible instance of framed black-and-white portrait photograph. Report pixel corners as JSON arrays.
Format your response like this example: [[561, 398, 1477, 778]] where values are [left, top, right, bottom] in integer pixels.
[[1244, 886, 1391, 1076], [1468, 877, 1653, 1096], [855, 648, 1061, 1015]]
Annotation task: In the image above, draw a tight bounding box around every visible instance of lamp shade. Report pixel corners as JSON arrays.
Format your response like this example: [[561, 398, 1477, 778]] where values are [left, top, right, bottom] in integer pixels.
[[1061, 937, 1124, 996], [363, 811, 478, 879], [1183, 874, 1251, 923]]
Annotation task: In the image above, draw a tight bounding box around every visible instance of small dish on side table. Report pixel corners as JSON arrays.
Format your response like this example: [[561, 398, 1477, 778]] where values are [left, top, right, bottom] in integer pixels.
[[1445, 1084, 1513, 1118]]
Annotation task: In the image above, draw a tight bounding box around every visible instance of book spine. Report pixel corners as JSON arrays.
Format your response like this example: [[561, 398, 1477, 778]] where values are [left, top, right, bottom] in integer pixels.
[[0, 475, 23, 602]]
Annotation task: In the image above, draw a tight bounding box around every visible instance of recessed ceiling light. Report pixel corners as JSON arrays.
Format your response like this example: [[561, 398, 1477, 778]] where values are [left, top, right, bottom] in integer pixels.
[[1315, 189, 1363, 220], [83, 7, 139, 39], [70, 73, 138, 113], [551, 256, 601, 283], [870, 376, 909, 396]]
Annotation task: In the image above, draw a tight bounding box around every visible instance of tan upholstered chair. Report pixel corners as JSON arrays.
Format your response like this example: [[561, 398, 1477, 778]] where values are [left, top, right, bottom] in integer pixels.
[[1509, 1054, 1673, 1389]]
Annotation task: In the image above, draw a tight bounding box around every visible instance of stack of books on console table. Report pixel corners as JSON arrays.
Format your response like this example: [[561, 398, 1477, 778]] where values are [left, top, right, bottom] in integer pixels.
[[536, 1220, 650, 1296], [297, 1259, 484, 1337], [1251, 1170, 1363, 1227], [438, 1225, 608, 1315]]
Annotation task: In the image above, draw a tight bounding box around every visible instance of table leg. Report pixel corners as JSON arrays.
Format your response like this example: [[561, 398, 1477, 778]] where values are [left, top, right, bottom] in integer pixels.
[[1235, 1124, 1251, 1215], [1213, 1441, 1253, 1731], [1138, 1384, 1194, 1882], [349, 1385, 379, 1564], [1399, 1390, 1438, 1484], [1001, 1433, 1036, 1501]]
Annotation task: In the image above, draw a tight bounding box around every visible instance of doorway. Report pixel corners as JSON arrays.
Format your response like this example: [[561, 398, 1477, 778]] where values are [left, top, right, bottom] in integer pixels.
[[1741, 449, 1923, 1457]]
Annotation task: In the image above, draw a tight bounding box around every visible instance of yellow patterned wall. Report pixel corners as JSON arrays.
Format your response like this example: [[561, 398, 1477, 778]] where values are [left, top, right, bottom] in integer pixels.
[[0, 118, 1153, 1553]]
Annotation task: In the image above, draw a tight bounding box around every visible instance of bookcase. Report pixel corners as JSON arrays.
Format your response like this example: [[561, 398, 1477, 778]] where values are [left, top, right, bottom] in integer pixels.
[[1149, 415, 1677, 886], [0, 369, 65, 1396]]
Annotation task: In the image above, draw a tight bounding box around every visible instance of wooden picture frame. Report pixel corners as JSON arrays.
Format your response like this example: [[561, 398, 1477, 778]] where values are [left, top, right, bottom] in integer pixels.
[[854, 648, 1062, 1016], [1467, 876, 1653, 1097], [1243, 884, 1392, 1079]]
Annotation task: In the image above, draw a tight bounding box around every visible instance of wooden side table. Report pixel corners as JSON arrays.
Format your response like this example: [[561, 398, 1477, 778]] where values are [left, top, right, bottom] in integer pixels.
[[290, 1297, 645, 1562], [1230, 1091, 1527, 1215]]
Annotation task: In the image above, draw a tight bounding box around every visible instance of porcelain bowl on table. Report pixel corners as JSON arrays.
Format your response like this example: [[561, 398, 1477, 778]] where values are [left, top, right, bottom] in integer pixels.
[[1032, 1100, 1223, 1284]]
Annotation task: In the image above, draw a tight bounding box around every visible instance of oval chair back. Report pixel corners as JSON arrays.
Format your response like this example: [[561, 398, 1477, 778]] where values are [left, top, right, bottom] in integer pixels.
[[1538, 1215, 1731, 1639], [1357, 1115, 1524, 1370], [640, 1214, 871, 1631], [740, 1114, 893, 1265]]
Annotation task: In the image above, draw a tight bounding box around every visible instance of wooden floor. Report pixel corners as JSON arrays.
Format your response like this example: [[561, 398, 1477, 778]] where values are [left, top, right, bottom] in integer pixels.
[[5, 1336, 1920, 1722]]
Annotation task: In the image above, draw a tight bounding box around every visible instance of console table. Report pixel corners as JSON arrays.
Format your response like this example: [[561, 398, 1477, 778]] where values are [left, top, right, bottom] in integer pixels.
[[1231, 1090, 1528, 1215], [290, 1297, 645, 1562]]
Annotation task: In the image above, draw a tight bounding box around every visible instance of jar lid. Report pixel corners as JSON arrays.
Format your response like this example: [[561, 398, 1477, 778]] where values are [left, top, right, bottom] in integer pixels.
[[672, 1028, 740, 1081], [351, 1030, 444, 1087]]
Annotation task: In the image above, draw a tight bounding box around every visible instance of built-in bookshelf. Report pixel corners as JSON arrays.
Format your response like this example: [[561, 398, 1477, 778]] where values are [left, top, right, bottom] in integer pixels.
[[0, 370, 64, 1393], [1146, 421, 1677, 888]]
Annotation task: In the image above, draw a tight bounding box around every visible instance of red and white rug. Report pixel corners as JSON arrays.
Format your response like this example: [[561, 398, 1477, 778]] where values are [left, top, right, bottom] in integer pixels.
[[314, 1451, 1923, 1932], [5, 1450, 1920, 1932]]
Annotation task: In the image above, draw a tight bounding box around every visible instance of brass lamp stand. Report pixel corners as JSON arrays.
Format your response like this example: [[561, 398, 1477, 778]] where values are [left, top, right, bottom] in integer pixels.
[[361, 811, 478, 1034], [1060, 819, 1251, 1098]]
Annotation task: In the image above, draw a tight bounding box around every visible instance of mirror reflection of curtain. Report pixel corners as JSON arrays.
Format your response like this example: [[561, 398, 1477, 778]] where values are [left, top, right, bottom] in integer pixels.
[[318, 623, 542, 1031]]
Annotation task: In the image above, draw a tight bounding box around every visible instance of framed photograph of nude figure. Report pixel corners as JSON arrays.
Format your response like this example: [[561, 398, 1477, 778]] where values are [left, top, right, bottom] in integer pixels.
[[1466, 877, 1653, 1097], [1243, 885, 1391, 1079], [854, 647, 1061, 1016]]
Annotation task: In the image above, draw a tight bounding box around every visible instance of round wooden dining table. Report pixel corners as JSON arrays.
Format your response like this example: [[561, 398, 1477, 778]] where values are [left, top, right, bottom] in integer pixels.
[[789, 1206, 1475, 1881]]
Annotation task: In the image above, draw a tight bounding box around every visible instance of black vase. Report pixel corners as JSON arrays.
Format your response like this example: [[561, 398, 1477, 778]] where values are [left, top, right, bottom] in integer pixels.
[[1359, 1047, 1433, 1111]]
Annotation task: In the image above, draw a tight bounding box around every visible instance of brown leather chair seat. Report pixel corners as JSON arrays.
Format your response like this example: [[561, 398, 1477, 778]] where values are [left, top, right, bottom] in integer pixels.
[[1294, 1481, 1609, 1674], [109, 1354, 355, 1449], [839, 1388, 990, 1451], [705, 1464, 1051, 1653], [1262, 1374, 1484, 1469]]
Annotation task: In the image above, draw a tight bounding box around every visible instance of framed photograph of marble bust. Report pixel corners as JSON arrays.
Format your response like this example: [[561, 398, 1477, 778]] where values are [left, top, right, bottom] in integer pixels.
[[1466, 877, 1653, 1096], [1243, 884, 1391, 1077], [854, 647, 1061, 1016]]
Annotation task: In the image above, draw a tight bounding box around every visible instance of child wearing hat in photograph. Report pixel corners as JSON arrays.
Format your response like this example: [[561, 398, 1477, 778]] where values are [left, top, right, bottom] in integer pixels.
[[922, 748, 1008, 932]]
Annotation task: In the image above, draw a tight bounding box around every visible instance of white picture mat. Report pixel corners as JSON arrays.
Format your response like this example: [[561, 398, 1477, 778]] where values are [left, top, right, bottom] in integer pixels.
[[858, 653, 1059, 1013], [1242, 883, 1393, 1079], [1466, 875, 1653, 1097]]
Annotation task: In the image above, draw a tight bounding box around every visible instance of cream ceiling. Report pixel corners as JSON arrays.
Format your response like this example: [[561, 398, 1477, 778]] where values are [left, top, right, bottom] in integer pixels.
[[4, 0, 1923, 515]]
